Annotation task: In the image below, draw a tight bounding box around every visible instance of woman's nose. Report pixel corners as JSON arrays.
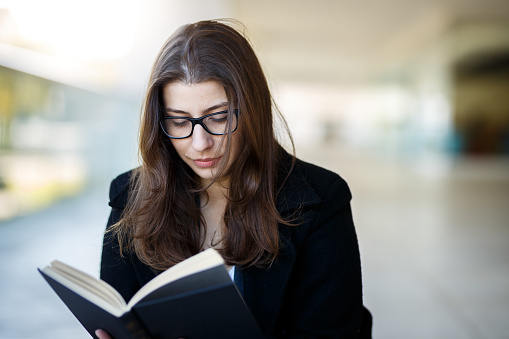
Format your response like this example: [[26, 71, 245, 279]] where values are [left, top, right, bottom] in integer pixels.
[[191, 124, 213, 151]]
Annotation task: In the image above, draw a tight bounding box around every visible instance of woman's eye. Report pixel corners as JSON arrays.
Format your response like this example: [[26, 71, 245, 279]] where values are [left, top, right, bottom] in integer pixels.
[[171, 119, 189, 127], [208, 114, 228, 124], [211, 117, 227, 123]]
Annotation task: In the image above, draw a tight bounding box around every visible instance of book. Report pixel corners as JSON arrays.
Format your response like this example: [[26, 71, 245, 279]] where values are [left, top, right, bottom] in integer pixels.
[[38, 248, 264, 339]]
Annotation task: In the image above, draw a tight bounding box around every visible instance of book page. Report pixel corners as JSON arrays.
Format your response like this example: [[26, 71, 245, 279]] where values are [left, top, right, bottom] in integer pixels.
[[50, 261, 126, 308], [42, 261, 127, 316], [127, 248, 226, 308]]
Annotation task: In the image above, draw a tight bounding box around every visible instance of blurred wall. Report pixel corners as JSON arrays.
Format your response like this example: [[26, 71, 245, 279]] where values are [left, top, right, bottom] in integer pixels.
[[0, 65, 140, 219], [1, 0, 509, 220]]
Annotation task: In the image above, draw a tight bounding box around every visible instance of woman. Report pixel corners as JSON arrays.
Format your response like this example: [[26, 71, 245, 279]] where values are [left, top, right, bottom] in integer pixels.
[[96, 20, 371, 338]]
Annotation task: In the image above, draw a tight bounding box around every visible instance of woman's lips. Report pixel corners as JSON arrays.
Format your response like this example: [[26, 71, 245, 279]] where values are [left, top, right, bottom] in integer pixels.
[[193, 157, 222, 168]]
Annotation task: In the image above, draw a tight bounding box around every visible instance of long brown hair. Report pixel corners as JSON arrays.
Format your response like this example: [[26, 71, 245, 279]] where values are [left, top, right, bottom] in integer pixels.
[[112, 19, 295, 270]]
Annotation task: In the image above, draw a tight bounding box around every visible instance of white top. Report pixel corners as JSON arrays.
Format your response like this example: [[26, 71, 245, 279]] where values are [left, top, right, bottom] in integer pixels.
[[228, 266, 235, 281]]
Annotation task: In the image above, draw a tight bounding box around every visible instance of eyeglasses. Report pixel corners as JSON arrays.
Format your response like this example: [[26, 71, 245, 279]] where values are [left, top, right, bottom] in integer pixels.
[[160, 109, 238, 139]]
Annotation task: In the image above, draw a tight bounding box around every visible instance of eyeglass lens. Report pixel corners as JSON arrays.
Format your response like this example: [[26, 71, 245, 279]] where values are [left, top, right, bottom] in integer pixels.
[[162, 111, 237, 138]]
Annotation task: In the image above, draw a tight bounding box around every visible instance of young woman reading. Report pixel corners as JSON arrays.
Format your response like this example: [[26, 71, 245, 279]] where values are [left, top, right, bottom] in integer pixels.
[[96, 20, 372, 339]]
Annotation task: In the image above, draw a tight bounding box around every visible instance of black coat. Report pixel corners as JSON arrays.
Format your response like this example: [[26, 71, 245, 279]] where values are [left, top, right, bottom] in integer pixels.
[[101, 154, 371, 338]]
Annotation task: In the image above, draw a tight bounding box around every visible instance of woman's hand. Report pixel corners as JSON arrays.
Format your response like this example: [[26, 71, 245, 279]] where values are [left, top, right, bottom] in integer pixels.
[[95, 329, 112, 339]]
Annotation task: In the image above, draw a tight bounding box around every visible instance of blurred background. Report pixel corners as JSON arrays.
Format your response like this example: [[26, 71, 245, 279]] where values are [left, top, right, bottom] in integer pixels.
[[1, 0, 508, 338]]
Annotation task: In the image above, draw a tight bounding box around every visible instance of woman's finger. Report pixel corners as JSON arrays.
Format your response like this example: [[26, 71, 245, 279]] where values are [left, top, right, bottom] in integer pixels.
[[95, 329, 112, 339]]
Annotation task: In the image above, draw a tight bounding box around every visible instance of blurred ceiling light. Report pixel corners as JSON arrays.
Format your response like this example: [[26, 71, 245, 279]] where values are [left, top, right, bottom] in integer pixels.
[[3, 0, 139, 60]]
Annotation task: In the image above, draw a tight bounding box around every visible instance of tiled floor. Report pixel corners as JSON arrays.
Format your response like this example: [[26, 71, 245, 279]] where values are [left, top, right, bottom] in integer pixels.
[[304, 145, 509, 339], [1, 144, 508, 338]]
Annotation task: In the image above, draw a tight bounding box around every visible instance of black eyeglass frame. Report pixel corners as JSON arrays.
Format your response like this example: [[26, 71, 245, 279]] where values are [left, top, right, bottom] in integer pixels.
[[160, 109, 239, 139]]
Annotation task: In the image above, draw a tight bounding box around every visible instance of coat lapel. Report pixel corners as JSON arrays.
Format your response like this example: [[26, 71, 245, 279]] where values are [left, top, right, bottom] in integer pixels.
[[239, 235, 296, 335], [240, 157, 321, 335]]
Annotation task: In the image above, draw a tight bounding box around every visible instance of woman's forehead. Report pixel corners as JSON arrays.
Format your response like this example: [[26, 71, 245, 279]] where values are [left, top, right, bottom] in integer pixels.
[[162, 81, 228, 116]]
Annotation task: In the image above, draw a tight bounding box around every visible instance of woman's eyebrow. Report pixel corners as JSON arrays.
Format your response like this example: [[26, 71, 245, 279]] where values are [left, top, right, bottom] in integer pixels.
[[165, 108, 189, 115], [203, 102, 228, 113], [165, 102, 228, 115]]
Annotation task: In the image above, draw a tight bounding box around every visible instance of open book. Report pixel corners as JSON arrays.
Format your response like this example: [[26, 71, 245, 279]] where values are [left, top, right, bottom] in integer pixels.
[[39, 248, 263, 339]]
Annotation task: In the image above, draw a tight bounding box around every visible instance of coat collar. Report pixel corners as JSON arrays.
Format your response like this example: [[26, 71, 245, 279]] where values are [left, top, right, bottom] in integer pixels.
[[108, 170, 132, 209], [276, 152, 321, 214]]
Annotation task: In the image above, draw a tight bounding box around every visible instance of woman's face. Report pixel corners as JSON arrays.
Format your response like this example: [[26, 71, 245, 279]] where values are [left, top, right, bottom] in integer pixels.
[[162, 80, 241, 186]]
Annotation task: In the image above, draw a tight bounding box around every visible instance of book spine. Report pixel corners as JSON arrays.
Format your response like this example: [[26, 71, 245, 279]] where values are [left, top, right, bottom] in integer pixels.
[[120, 312, 151, 339]]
